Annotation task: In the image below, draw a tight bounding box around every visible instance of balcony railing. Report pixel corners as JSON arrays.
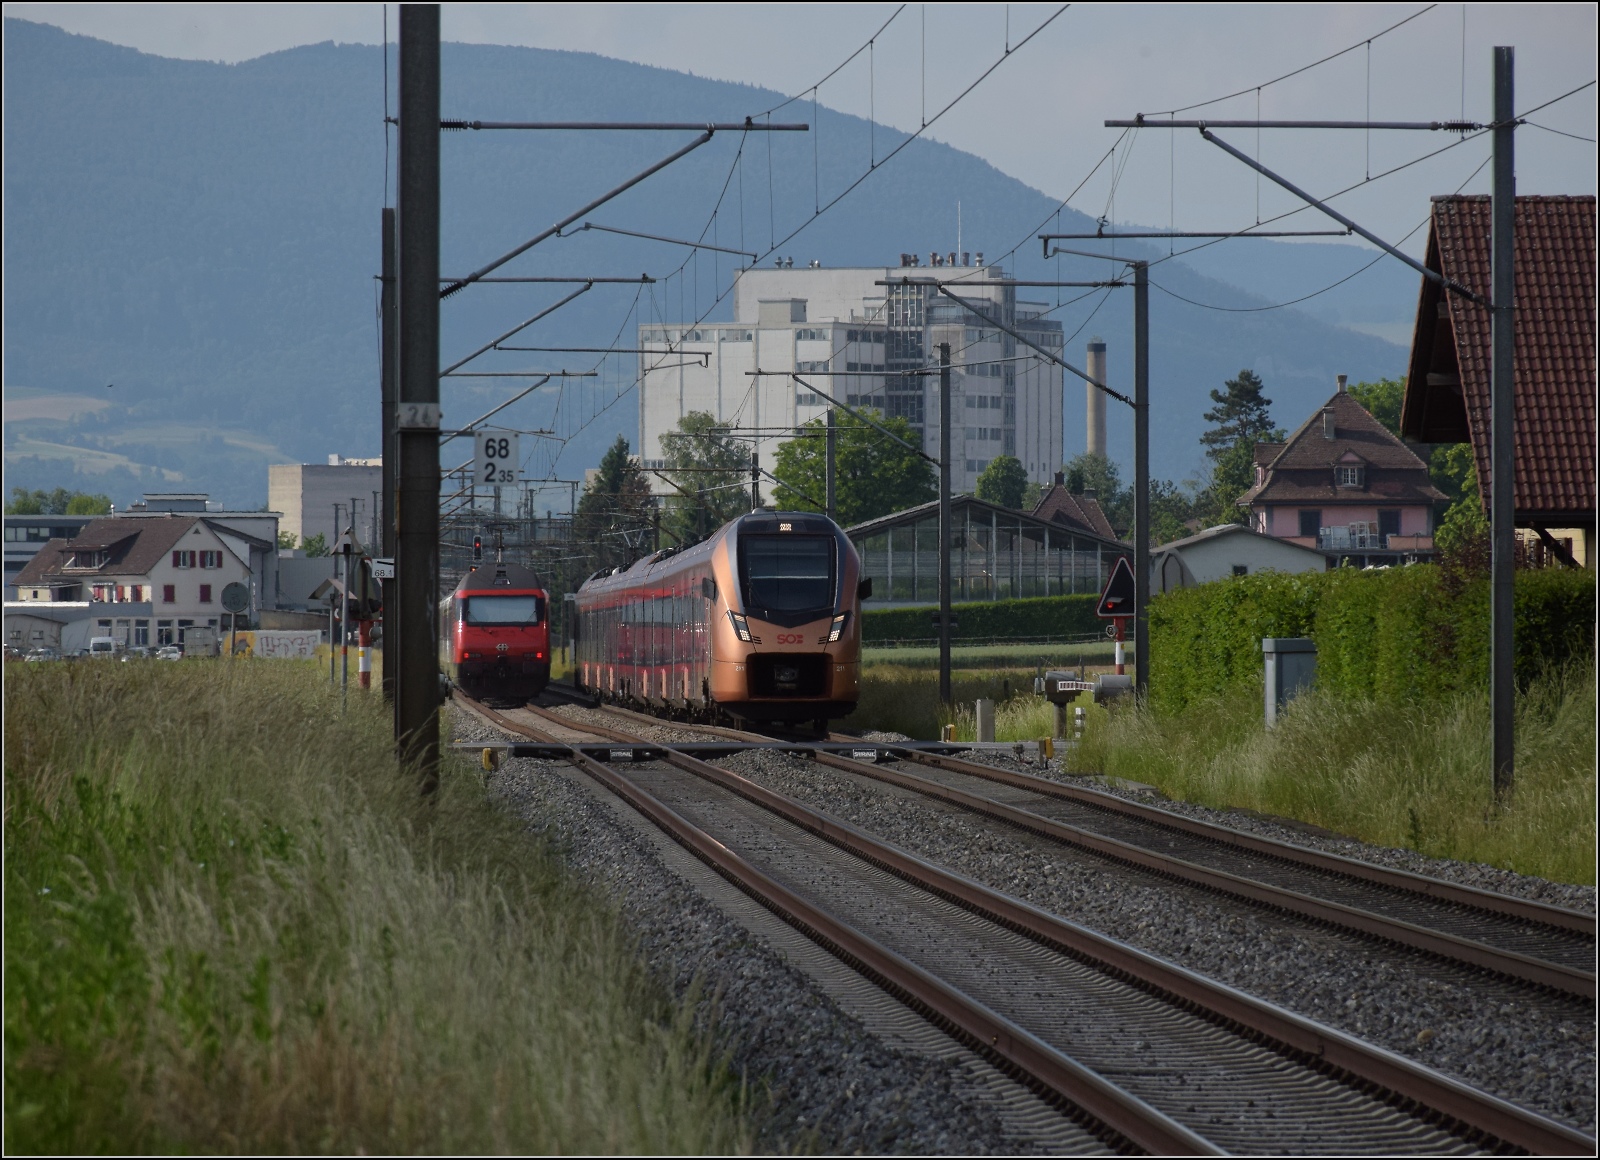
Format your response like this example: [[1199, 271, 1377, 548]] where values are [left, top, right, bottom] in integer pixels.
[[1317, 527, 1433, 552]]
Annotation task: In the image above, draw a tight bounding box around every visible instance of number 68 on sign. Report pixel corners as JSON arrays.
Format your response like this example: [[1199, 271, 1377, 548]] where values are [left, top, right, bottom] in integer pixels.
[[474, 431, 520, 485]]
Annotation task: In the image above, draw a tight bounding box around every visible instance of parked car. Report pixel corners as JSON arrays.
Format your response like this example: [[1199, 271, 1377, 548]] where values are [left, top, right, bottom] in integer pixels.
[[24, 646, 60, 662], [88, 636, 123, 659], [156, 645, 183, 661], [121, 646, 154, 662]]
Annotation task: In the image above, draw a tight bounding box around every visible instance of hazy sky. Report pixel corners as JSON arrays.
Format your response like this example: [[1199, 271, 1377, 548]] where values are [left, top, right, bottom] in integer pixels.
[[11, 3, 1598, 256]]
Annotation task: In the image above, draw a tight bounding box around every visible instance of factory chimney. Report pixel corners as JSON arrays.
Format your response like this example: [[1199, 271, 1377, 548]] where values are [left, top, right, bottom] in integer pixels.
[[1085, 340, 1108, 458]]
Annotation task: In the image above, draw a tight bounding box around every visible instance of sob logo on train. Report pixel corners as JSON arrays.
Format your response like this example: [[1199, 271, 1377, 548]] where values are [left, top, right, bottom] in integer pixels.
[[776, 633, 805, 644]]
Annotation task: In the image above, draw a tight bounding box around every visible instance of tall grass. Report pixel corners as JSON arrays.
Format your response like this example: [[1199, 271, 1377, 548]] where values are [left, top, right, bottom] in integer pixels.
[[850, 665, 1045, 738], [1067, 665, 1597, 885], [4, 661, 754, 1154]]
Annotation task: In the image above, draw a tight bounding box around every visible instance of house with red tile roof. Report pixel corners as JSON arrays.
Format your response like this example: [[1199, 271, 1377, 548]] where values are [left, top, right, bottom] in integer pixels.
[[12, 514, 252, 649], [1238, 377, 1446, 567], [1399, 194, 1595, 567], [1030, 472, 1119, 541]]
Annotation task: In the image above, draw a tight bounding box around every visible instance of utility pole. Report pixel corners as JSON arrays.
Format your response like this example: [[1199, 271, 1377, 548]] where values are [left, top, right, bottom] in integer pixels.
[[825, 406, 837, 521], [396, 5, 441, 790], [330, 501, 342, 685], [1132, 261, 1150, 699], [938, 342, 953, 707], [342, 512, 353, 711], [1491, 46, 1516, 802]]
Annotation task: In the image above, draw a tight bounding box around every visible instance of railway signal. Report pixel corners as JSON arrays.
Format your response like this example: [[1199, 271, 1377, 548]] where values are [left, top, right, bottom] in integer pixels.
[[1097, 556, 1136, 677]]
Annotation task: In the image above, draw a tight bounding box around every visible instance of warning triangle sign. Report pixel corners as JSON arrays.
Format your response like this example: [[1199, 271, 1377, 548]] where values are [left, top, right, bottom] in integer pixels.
[[1096, 556, 1137, 618]]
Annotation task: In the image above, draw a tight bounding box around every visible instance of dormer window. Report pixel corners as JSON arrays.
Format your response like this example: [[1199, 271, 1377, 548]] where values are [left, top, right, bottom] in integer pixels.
[[65, 550, 108, 570], [1336, 465, 1364, 488]]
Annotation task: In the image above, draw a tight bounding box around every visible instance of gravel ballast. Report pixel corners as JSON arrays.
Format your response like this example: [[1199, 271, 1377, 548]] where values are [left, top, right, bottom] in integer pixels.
[[537, 704, 1596, 1134], [451, 708, 1107, 1154]]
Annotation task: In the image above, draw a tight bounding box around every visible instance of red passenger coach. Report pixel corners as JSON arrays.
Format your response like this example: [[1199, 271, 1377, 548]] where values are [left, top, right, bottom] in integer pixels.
[[439, 561, 551, 702], [573, 512, 867, 726]]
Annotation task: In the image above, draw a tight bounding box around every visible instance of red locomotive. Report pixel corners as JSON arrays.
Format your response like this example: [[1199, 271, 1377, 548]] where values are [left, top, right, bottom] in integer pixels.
[[438, 560, 551, 702], [572, 511, 867, 727]]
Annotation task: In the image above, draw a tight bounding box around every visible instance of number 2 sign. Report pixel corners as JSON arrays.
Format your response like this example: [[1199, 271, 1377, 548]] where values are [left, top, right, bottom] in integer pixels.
[[474, 430, 520, 486]]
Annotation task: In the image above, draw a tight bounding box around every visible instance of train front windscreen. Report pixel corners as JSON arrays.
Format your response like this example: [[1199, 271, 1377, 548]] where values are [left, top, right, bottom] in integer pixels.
[[463, 594, 545, 625], [739, 536, 835, 624]]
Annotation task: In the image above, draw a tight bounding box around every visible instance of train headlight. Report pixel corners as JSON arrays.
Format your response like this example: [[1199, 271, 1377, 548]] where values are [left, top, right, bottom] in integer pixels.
[[727, 611, 753, 642], [826, 612, 849, 642]]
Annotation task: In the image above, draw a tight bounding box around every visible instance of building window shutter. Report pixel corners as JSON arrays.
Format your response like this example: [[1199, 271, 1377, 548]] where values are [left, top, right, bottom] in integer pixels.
[[200, 585, 212, 603], [163, 585, 176, 604]]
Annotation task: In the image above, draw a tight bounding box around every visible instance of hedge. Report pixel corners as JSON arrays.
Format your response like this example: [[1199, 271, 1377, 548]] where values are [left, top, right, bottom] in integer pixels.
[[1148, 566, 1595, 711], [861, 593, 1103, 644]]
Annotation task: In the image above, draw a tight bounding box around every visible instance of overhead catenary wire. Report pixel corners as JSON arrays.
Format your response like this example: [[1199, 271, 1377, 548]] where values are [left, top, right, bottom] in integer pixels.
[[1146, 148, 1493, 314], [544, 5, 1069, 476], [1148, 4, 1437, 117]]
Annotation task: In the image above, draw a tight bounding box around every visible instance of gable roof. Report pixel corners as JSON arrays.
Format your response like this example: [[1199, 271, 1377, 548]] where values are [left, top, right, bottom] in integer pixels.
[[1152, 522, 1323, 558], [1029, 484, 1119, 540], [12, 515, 200, 587], [1400, 195, 1596, 521], [843, 491, 1128, 549], [1239, 388, 1446, 508]]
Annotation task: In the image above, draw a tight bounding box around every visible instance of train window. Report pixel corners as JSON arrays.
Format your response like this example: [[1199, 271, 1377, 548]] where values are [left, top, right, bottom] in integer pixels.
[[462, 594, 544, 625], [740, 536, 835, 617]]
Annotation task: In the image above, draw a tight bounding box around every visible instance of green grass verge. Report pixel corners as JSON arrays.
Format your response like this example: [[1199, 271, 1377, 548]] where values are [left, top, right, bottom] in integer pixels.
[[4, 661, 755, 1154], [1066, 665, 1597, 885]]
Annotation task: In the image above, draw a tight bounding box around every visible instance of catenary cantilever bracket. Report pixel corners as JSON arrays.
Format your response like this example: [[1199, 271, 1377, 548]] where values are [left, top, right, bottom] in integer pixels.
[[1198, 128, 1485, 303]]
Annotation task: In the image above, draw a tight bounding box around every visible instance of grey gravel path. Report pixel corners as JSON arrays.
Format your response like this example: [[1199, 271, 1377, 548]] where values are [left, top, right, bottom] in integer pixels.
[[451, 708, 1110, 1154], [541, 704, 1596, 1133]]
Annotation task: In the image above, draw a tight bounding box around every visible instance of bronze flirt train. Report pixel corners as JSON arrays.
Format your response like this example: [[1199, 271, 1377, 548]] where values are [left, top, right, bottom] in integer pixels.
[[573, 512, 867, 725]]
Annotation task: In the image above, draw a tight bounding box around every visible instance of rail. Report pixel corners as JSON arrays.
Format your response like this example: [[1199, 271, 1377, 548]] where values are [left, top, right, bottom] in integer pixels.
[[460, 695, 1595, 1155]]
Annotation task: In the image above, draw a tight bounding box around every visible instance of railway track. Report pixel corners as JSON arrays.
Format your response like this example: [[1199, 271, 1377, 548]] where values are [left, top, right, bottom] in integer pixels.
[[460, 694, 1594, 1155], [556, 701, 1597, 999]]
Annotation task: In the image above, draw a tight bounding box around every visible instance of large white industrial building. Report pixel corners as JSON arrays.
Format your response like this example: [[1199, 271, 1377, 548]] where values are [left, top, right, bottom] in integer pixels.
[[638, 259, 1065, 494]]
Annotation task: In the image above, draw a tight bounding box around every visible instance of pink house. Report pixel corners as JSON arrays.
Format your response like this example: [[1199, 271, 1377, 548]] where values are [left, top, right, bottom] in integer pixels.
[[1239, 377, 1445, 566]]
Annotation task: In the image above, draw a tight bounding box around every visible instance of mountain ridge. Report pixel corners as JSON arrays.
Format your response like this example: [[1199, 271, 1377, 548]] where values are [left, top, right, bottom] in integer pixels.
[[3, 17, 1411, 508]]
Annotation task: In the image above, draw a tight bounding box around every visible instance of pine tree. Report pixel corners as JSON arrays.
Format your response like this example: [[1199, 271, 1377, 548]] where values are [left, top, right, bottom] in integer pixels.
[[1200, 369, 1275, 459], [574, 436, 653, 568]]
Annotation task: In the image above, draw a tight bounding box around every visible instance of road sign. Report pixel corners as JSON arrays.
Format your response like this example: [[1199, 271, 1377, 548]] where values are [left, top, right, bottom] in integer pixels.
[[474, 430, 520, 486], [220, 581, 251, 614], [1096, 555, 1136, 619]]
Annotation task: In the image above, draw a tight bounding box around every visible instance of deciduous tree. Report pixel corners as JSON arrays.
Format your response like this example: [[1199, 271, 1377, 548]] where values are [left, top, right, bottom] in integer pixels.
[[658, 412, 750, 545], [5, 487, 110, 515], [772, 411, 934, 525], [1347, 377, 1405, 437], [974, 455, 1029, 509]]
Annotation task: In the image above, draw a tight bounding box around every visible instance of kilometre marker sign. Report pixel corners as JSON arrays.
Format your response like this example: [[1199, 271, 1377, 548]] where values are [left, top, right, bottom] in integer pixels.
[[474, 430, 520, 486]]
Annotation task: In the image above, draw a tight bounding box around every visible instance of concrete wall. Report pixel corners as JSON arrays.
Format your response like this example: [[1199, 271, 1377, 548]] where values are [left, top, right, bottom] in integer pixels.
[[277, 555, 337, 610], [268, 464, 383, 548]]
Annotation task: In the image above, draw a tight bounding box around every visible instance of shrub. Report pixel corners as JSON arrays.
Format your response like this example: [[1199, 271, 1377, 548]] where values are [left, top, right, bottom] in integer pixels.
[[1150, 566, 1594, 712]]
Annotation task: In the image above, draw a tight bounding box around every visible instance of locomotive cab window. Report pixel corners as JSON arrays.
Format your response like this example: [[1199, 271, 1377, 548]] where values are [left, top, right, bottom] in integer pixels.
[[739, 536, 835, 622], [462, 594, 544, 625]]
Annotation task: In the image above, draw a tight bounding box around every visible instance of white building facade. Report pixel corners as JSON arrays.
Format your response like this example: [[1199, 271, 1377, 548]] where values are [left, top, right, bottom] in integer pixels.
[[639, 262, 1064, 495], [11, 514, 256, 650]]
